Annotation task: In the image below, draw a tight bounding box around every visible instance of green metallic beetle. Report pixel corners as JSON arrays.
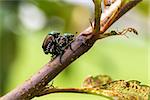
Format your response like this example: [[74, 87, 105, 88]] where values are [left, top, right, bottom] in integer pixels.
[[42, 32, 74, 58]]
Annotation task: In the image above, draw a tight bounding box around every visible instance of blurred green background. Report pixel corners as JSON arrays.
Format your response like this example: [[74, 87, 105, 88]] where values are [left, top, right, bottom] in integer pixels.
[[0, 0, 149, 100]]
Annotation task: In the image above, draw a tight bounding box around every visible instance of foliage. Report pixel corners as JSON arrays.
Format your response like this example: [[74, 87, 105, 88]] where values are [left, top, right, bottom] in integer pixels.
[[82, 75, 150, 100]]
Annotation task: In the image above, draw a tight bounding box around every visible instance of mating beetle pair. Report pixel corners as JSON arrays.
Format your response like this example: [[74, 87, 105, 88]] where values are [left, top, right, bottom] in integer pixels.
[[42, 32, 74, 59]]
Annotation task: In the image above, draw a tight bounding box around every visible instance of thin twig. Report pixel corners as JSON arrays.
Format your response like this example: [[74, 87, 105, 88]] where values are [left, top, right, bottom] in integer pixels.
[[93, 0, 102, 33], [36, 87, 112, 99]]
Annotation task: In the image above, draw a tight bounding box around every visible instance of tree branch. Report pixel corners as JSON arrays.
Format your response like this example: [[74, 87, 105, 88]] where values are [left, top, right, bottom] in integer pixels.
[[100, 0, 142, 33], [1, 0, 142, 100]]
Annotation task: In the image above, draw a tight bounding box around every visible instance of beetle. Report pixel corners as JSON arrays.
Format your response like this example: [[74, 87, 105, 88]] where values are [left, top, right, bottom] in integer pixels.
[[57, 33, 74, 50], [42, 32, 75, 59], [42, 32, 60, 56]]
